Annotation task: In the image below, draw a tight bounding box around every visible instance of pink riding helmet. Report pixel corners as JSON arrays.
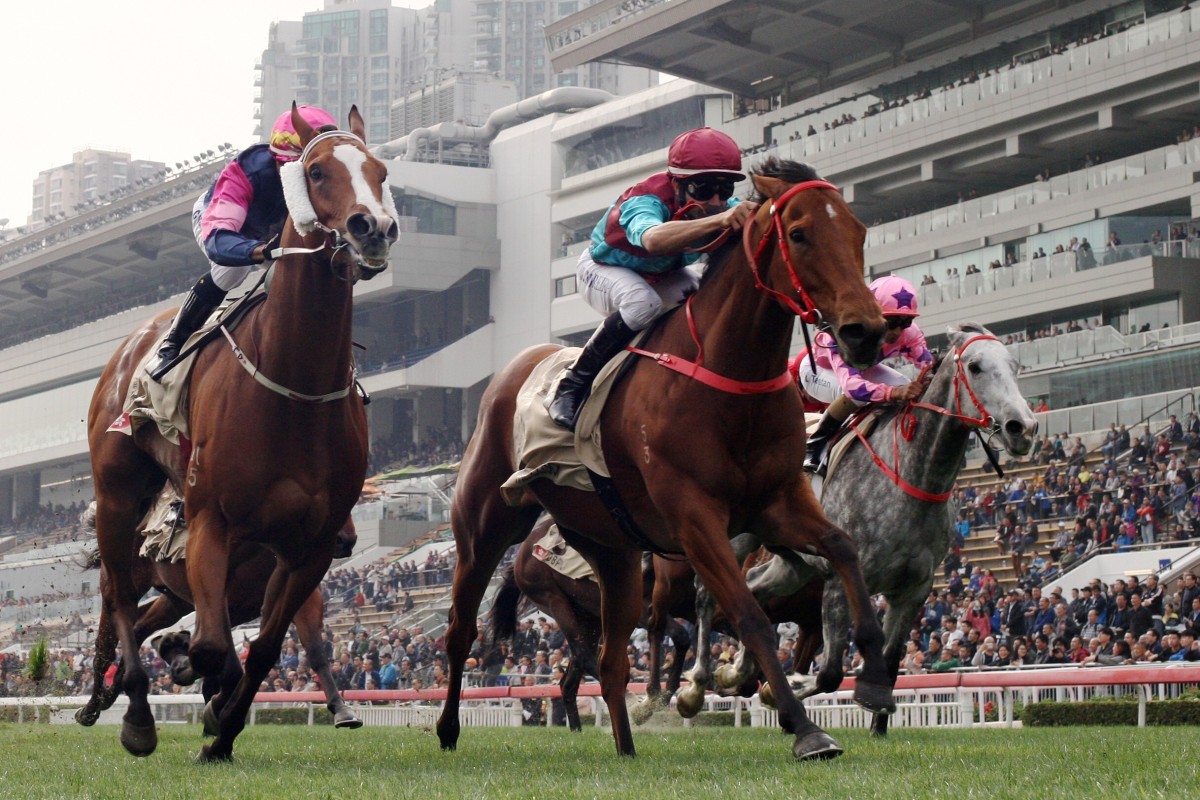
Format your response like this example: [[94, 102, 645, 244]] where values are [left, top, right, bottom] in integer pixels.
[[269, 106, 338, 162], [869, 274, 919, 317]]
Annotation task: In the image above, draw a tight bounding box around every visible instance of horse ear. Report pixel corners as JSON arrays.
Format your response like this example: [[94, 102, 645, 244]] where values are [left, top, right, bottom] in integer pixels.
[[348, 105, 366, 141], [751, 173, 787, 201], [292, 102, 316, 150]]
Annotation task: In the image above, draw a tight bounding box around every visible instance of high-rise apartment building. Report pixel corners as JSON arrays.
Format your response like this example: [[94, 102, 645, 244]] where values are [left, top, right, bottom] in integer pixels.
[[255, 0, 654, 146]]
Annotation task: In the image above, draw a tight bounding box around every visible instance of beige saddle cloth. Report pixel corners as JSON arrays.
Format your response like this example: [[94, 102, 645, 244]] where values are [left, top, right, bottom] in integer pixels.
[[107, 281, 269, 445], [531, 524, 597, 583], [499, 337, 642, 505]]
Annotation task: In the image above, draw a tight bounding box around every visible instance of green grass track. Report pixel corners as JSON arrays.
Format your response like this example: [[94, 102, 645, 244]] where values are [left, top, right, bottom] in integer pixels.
[[0, 723, 1183, 799]]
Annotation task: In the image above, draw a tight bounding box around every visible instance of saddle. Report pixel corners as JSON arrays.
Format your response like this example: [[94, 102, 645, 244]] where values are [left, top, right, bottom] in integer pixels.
[[500, 330, 646, 504], [811, 406, 887, 498]]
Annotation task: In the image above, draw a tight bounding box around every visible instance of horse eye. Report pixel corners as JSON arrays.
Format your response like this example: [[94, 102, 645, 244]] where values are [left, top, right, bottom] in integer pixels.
[[968, 362, 982, 375], [309, 165, 323, 181], [788, 227, 806, 244]]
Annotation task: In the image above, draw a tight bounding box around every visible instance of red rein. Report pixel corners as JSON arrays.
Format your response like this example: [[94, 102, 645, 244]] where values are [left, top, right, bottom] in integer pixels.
[[627, 180, 840, 395], [845, 334, 1000, 502]]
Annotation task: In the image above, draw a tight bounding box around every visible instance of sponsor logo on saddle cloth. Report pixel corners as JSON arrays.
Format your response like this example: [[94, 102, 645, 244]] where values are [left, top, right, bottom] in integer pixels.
[[807, 407, 886, 499], [531, 525, 598, 583], [500, 333, 645, 505]]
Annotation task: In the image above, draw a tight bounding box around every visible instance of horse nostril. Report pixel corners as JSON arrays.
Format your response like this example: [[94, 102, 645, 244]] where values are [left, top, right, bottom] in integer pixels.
[[384, 219, 399, 242], [347, 213, 374, 239], [838, 323, 866, 348], [1005, 419, 1028, 438]]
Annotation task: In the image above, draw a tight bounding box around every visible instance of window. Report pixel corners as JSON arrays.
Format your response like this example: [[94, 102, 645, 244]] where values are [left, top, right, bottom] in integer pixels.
[[393, 192, 456, 235], [554, 275, 577, 297]]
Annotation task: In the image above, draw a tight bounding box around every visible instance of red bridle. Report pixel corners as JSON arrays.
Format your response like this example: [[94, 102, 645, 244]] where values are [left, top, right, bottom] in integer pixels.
[[743, 179, 839, 325], [845, 334, 1001, 503], [627, 179, 841, 394]]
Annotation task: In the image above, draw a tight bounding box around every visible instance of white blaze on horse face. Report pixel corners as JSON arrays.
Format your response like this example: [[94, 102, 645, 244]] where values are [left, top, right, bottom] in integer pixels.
[[331, 144, 386, 217], [826, 204, 837, 220]]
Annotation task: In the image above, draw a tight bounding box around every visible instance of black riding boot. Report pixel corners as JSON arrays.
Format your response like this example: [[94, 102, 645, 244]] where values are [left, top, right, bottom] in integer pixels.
[[146, 276, 227, 382], [546, 312, 637, 431], [803, 396, 857, 475]]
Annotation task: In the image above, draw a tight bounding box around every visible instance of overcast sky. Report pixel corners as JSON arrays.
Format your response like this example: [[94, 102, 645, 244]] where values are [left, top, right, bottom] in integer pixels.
[[0, 0, 428, 230]]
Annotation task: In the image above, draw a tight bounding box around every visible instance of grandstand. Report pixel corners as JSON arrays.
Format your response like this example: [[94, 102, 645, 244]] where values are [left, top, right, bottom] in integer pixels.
[[2, 0, 1200, 678]]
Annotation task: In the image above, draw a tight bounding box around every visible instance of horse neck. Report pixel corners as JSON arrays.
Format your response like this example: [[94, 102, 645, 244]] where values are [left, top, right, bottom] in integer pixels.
[[254, 252, 356, 390], [673, 249, 795, 380]]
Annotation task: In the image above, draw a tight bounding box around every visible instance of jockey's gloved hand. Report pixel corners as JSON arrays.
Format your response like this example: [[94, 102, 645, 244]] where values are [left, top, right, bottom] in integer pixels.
[[260, 233, 282, 262]]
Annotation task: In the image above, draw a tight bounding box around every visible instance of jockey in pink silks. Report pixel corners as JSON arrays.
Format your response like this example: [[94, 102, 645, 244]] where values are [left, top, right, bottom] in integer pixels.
[[790, 274, 934, 474]]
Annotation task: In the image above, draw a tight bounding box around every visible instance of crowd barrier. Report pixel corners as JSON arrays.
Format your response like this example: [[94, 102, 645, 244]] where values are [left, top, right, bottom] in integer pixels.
[[5, 665, 1198, 729]]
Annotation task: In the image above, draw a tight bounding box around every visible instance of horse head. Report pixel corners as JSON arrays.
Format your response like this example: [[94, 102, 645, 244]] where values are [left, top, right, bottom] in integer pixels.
[[938, 322, 1038, 455], [282, 103, 399, 280], [747, 157, 884, 369]]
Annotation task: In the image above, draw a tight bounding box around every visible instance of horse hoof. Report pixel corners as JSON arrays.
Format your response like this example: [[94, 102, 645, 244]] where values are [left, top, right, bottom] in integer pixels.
[[120, 721, 158, 757], [759, 682, 776, 708], [334, 710, 363, 729], [202, 701, 220, 737], [853, 681, 896, 716], [790, 674, 820, 700], [713, 663, 741, 692], [674, 687, 703, 719], [792, 730, 843, 761], [75, 706, 99, 727], [630, 699, 656, 726], [195, 744, 232, 764]]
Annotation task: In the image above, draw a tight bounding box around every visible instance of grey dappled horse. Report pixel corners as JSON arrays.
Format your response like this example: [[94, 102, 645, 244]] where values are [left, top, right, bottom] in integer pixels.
[[681, 323, 1037, 735]]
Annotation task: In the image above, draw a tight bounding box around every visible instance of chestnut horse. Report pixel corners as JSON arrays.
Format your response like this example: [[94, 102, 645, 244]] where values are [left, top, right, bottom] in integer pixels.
[[75, 519, 361, 730], [87, 105, 396, 761], [438, 158, 892, 761]]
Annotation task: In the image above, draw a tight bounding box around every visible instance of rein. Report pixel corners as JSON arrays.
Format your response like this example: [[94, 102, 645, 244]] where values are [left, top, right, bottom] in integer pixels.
[[845, 334, 1001, 502], [626, 179, 840, 395]]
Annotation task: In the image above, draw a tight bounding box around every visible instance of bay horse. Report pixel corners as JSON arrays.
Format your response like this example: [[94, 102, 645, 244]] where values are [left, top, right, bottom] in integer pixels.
[[86, 105, 396, 761], [690, 323, 1037, 734], [75, 518, 361, 730], [438, 157, 893, 761], [487, 514, 692, 731]]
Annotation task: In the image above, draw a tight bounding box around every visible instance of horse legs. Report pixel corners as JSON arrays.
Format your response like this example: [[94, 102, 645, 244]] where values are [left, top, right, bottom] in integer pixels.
[[199, 560, 327, 762], [582, 544, 643, 757], [675, 576, 715, 720], [559, 648, 588, 732], [677, 513, 843, 761], [185, 512, 234, 682], [757, 502, 893, 717], [436, 501, 540, 751], [293, 589, 361, 729], [869, 592, 924, 737], [75, 597, 119, 726], [92, 495, 159, 756], [663, 617, 690, 696]]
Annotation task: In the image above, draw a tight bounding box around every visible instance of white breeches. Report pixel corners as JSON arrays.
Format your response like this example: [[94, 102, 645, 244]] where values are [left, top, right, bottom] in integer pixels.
[[576, 249, 701, 330], [794, 356, 909, 406]]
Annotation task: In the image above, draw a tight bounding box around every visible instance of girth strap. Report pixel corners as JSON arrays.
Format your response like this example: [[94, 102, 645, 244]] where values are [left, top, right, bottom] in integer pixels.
[[586, 469, 684, 558]]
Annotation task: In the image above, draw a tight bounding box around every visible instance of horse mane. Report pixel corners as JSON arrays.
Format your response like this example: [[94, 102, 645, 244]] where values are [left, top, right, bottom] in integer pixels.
[[696, 157, 825, 291], [747, 157, 824, 203]]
